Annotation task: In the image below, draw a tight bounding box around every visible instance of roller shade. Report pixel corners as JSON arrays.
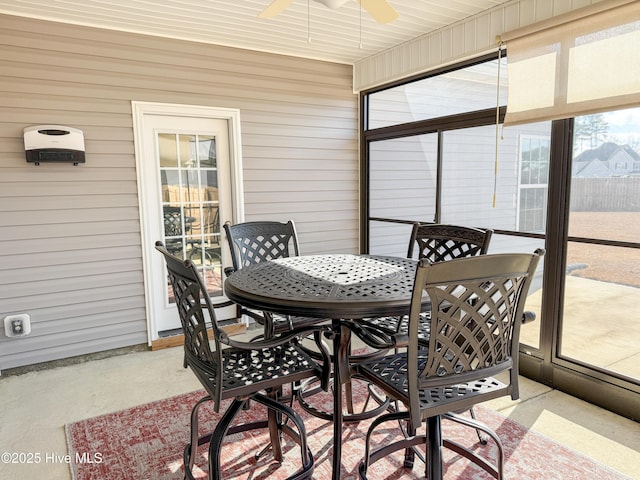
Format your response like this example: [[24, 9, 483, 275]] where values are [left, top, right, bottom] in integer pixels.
[[500, 0, 640, 126]]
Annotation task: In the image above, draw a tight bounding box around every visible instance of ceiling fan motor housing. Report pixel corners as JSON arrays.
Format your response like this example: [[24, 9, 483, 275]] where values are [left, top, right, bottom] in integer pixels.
[[314, 0, 351, 8]]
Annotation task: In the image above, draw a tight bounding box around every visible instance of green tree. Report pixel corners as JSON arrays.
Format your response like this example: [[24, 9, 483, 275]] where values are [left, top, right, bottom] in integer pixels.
[[574, 113, 609, 152]]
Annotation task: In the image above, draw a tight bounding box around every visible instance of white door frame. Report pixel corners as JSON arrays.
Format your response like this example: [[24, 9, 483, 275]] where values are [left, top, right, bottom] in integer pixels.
[[132, 101, 245, 344]]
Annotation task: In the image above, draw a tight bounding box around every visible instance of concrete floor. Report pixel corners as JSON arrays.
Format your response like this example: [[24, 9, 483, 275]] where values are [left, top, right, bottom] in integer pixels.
[[0, 344, 639, 480]]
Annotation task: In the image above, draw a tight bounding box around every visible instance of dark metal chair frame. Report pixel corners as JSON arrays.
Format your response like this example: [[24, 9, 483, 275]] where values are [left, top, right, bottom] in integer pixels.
[[223, 220, 325, 337], [363, 223, 493, 339], [156, 241, 330, 480], [355, 249, 544, 480]]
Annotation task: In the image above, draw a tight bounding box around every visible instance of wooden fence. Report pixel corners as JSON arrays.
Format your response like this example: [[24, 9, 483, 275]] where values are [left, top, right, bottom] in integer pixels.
[[570, 177, 640, 212]]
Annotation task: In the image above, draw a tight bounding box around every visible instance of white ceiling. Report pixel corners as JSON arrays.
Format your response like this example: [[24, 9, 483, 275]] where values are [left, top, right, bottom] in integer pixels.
[[0, 0, 511, 64]]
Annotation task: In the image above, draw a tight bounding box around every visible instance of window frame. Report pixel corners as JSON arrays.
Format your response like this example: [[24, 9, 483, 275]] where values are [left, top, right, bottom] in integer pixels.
[[359, 53, 640, 421]]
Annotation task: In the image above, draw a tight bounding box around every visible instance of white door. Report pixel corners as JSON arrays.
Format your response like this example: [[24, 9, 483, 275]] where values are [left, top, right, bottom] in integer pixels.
[[133, 102, 244, 341]]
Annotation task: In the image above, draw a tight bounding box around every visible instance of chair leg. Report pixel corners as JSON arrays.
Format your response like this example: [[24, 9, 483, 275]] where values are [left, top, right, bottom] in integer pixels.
[[403, 422, 416, 468], [469, 406, 489, 444], [208, 398, 247, 479], [358, 411, 424, 480], [426, 416, 443, 480], [267, 400, 284, 461], [442, 412, 504, 480], [253, 392, 315, 480], [183, 395, 212, 480]]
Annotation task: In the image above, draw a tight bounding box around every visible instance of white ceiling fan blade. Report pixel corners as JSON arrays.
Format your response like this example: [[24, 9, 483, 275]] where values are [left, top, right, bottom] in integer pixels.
[[259, 0, 296, 18], [357, 0, 399, 24]]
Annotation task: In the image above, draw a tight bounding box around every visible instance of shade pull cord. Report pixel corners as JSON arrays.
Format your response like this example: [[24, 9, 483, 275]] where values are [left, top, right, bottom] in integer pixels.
[[493, 43, 504, 208]]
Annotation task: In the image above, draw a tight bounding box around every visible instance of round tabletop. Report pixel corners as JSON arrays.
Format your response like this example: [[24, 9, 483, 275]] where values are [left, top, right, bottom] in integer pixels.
[[224, 254, 419, 319]]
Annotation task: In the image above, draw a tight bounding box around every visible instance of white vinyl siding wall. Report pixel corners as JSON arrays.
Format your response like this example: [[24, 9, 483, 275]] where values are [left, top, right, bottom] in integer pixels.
[[0, 14, 357, 371]]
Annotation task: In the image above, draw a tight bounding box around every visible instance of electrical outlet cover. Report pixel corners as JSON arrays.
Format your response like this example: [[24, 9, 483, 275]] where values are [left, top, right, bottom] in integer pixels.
[[4, 314, 31, 337]]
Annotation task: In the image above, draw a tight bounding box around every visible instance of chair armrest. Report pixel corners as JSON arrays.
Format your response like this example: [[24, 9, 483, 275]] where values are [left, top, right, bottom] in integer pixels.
[[522, 311, 536, 324], [220, 324, 325, 348], [203, 299, 236, 310], [341, 320, 398, 350], [223, 266, 236, 277], [391, 333, 410, 348]]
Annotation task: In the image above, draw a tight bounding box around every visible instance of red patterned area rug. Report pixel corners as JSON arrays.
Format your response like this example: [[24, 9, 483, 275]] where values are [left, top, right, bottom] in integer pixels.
[[66, 384, 630, 480]]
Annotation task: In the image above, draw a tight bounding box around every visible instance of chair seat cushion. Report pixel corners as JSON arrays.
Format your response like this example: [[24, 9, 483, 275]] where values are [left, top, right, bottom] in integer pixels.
[[357, 352, 507, 411]]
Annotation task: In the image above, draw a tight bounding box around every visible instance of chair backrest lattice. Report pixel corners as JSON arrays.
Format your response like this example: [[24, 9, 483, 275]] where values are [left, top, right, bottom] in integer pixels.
[[408, 223, 493, 262], [406, 250, 543, 426], [224, 220, 300, 271], [163, 209, 183, 237]]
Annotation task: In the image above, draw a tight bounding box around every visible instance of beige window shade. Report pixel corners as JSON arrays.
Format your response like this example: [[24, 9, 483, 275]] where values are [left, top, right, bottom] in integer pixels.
[[501, 0, 640, 126]]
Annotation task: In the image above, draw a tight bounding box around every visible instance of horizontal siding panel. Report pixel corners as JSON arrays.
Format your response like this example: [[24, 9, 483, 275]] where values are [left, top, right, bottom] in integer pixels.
[[0, 44, 351, 89], [0, 194, 139, 212], [242, 146, 355, 163], [1, 258, 143, 286], [241, 133, 355, 150], [0, 91, 133, 116], [0, 271, 143, 302], [0, 322, 147, 364], [241, 111, 356, 129], [248, 201, 358, 217], [242, 157, 354, 172], [0, 167, 136, 183], [0, 181, 139, 197], [18, 297, 146, 325], [244, 186, 357, 200], [0, 61, 349, 103], [2, 207, 139, 226], [243, 169, 357, 184], [0, 24, 351, 83], [0, 233, 142, 256], [31, 308, 147, 337], [0, 13, 357, 369], [0, 107, 134, 129], [2, 220, 140, 241], [302, 236, 359, 255], [0, 152, 135, 169], [0, 81, 356, 116], [1, 283, 144, 312], [242, 123, 356, 140], [0, 246, 141, 270]]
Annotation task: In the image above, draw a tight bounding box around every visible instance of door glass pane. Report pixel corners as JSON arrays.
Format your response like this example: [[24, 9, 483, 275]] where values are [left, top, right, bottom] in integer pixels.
[[199, 135, 217, 167], [158, 133, 178, 168], [159, 132, 223, 301], [368, 135, 437, 257], [561, 107, 640, 380]]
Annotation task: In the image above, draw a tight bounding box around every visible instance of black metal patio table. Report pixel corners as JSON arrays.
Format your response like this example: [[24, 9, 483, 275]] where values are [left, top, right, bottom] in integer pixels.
[[224, 253, 422, 480]]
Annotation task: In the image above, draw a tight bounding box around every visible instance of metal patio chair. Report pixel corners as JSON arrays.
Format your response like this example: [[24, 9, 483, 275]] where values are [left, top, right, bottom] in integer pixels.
[[359, 224, 499, 446], [223, 220, 325, 337], [355, 249, 544, 480], [362, 223, 493, 340], [155, 241, 330, 480]]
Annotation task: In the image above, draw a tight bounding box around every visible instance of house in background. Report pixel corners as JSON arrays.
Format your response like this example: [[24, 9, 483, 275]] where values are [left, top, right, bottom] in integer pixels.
[[574, 142, 640, 177]]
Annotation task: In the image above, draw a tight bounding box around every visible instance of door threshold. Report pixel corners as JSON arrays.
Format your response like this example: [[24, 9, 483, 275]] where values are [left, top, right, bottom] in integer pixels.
[[151, 319, 246, 350]]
